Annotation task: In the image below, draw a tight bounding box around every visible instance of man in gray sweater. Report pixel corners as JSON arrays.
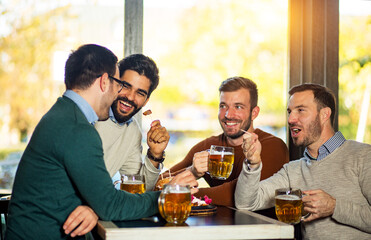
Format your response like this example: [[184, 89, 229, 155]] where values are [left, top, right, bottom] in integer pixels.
[[235, 83, 371, 239]]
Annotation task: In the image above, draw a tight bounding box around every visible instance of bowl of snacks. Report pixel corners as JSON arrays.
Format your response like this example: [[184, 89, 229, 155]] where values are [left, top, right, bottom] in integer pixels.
[[154, 176, 173, 191], [190, 195, 217, 216]]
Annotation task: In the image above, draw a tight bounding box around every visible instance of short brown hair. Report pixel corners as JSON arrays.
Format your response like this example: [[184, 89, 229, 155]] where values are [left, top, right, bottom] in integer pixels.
[[219, 76, 258, 109], [289, 83, 336, 127]]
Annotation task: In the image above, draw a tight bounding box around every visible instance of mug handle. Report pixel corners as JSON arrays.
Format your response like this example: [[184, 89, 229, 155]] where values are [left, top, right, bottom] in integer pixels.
[[113, 180, 121, 188], [205, 149, 211, 175], [301, 212, 311, 221]]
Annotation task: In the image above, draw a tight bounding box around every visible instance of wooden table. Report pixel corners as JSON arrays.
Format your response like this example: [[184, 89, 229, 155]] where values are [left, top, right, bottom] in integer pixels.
[[96, 206, 294, 240]]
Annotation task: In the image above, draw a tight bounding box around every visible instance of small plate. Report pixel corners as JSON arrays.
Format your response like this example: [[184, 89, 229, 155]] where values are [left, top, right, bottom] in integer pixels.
[[190, 205, 217, 216]]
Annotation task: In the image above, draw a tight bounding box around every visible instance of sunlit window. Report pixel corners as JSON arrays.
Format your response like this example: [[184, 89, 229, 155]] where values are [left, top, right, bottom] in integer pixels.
[[143, 0, 288, 167], [339, 0, 371, 143], [0, 0, 370, 190]]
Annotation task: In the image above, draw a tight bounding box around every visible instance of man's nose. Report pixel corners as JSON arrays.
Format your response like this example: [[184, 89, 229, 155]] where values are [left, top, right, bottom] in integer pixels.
[[288, 112, 297, 125], [225, 108, 235, 119], [124, 89, 135, 101]]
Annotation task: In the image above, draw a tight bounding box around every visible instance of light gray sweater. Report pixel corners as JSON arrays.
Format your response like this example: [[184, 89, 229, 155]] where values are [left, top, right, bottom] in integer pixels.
[[95, 116, 161, 191], [235, 140, 371, 240]]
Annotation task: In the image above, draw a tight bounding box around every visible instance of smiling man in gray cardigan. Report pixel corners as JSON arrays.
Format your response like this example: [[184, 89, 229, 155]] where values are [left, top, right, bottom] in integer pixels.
[[95, 54, 169, 191], [235, 83, 371, 240]]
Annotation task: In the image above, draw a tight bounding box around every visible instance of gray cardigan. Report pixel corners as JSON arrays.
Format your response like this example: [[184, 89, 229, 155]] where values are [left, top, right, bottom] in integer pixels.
[[95, 115, 161, 191]]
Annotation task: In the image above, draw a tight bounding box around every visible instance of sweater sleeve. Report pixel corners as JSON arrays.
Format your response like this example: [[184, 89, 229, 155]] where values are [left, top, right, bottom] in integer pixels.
[[235, 162, 291, 210], [331, 147, 371, 233], [63, 124, 160, 221], [142, 156, 161, 191], [235, 163, 264, 210]]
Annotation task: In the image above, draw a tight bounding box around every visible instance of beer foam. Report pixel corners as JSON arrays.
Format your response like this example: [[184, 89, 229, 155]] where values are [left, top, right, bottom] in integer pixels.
[[275, 195, 301, 201], [124, 180, 144, 184], [170, 190, 190, 194], [211, 152, 233, 156]]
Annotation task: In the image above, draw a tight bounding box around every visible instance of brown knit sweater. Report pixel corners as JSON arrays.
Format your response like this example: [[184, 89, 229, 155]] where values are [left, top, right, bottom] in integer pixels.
[[168, 128, 289, 207]]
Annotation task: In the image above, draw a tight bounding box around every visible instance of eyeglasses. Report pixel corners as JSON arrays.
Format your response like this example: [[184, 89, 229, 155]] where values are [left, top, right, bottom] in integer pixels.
[[97, 74, 124, 93]]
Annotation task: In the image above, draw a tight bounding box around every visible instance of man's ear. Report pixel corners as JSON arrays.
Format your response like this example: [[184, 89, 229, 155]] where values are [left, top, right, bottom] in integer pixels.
[[251, 106, 260, 121], [98, 73, 110, 92], [320, 107, 331, 123]]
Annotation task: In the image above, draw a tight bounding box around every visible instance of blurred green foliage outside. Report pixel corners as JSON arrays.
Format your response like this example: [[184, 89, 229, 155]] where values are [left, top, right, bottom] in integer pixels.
[[0, 0, 370, 167]]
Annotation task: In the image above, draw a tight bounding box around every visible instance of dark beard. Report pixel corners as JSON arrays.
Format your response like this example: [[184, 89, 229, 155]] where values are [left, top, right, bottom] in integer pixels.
[[292, 114, 322, 147], [111, 97, 141, 123]]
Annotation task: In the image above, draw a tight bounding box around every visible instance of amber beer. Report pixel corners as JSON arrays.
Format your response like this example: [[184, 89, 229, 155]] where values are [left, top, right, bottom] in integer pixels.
[[275, 188, 303, 224], [158, 184, 191, 225], [120, 180, 145, 194], [114, 174, 145, 194], [208, 145, 234, 180]]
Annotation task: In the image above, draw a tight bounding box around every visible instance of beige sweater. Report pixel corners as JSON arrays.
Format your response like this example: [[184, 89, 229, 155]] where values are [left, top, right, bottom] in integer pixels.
[[95, 117, 160, 191], [235, 140, 371, 240]]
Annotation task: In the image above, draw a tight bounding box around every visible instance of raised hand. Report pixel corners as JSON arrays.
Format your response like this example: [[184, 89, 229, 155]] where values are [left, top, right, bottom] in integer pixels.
[[147, 120, 170, 159], [242, 132, 262, 167], [190, 151, 209, 178]]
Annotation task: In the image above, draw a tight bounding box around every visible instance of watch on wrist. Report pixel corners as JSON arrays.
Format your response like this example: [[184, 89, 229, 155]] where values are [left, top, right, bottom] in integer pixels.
[[147, 149, 165, 163]]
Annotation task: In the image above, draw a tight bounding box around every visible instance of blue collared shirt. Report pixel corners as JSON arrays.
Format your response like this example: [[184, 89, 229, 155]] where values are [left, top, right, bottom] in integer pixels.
[[63, 90, 98, 125], [304, 131, 346, 161], [108, 108, 133, 126]]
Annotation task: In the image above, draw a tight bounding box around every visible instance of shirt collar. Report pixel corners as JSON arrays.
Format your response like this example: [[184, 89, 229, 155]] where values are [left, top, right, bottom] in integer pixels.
[[304, 131, 346, 161], [108, 108, 133, 126], [63, 90, 99, 125]]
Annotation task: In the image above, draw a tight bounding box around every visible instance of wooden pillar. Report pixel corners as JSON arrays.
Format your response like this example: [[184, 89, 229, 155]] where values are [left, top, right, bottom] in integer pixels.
[[124, 0, 143, 57], [287, 0, 339, 160], [124, 0, 144, 124]]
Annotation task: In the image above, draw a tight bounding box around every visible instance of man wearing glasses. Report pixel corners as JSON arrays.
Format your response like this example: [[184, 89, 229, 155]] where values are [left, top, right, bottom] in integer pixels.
[[99, 74, 126, 93], [5, 45, 196, 239], [94, 54, 169, 191]]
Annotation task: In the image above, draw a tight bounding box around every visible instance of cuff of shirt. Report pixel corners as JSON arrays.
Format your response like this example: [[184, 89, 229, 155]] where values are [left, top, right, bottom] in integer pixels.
[[243, 160, 263, 173], [144, 156, 162, 173]]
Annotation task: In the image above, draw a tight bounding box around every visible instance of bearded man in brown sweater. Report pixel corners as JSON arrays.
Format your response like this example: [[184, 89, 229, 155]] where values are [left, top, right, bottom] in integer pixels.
[[166, 76, 289, 207]]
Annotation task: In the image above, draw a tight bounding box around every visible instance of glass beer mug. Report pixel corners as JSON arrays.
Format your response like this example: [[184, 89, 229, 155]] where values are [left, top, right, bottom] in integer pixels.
[[208, 145, 234, 180], [275, 188, 304, 225], [158, 184, 192, 225], [114, 174, 145, 194]]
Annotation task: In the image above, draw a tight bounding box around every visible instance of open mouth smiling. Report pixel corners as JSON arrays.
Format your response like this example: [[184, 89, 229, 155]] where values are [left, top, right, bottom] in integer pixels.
[[223, 120, 241, 128], [119, 100, 134, 112]]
